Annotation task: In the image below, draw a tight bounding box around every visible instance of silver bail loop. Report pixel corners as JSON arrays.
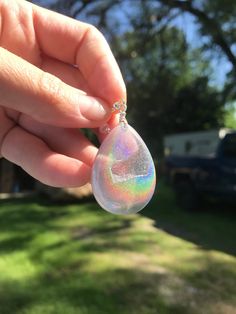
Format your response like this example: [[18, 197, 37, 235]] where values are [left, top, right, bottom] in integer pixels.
[[112, 99, 128, 128], [100, 99, 127, 134]]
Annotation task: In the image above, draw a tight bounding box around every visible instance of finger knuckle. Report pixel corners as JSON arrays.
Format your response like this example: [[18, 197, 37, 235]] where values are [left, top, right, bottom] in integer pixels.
[[0, 110, 17, 157], [86, 24, 105, 42], [38, 72, 64, 107]]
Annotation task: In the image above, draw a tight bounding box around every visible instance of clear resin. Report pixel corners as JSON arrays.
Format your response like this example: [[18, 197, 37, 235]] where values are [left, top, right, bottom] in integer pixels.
[[92, 124, 156, 214]]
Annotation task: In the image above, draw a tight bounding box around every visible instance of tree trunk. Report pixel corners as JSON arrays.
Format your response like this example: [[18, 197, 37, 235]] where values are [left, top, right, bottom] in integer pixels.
[[0, 159, 15, 193]]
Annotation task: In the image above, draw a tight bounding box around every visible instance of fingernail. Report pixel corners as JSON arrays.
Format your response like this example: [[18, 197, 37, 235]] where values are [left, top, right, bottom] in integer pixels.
[[80, 97, 111, 121]]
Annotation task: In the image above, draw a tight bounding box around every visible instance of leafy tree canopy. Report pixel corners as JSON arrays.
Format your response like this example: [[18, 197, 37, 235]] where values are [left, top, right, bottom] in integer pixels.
[[31, 0, 236, 155]]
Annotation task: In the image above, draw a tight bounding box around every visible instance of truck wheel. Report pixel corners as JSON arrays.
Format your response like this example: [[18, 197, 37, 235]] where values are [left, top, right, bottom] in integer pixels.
[[175, 180, 201, 211]]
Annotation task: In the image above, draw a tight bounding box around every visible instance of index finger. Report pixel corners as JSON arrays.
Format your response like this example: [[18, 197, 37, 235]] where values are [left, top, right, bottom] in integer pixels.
[[31, 2, 126, 104]]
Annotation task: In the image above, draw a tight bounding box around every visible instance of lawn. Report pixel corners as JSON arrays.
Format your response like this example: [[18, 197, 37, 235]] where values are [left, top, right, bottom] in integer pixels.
[[0, 183, 236, 314]]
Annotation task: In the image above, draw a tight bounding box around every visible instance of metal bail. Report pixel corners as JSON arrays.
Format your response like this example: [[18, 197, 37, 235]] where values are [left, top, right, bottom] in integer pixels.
[[112, 99, 128, 128]]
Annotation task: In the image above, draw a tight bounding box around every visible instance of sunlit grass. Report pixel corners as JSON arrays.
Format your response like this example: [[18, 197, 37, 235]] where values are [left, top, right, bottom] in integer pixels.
[[0, 183, 236, 314]]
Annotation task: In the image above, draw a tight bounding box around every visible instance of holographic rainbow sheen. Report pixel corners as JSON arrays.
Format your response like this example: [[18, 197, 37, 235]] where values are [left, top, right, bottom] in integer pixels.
[[92, 124, 156, 215]]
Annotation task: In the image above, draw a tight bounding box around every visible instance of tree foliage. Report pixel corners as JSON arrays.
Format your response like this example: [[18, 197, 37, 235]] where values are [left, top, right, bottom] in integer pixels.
[[111, 21, 223, 154], [224, 103, 236, 129], [159, 0, 236, 101], [31, 0, 236, 156]]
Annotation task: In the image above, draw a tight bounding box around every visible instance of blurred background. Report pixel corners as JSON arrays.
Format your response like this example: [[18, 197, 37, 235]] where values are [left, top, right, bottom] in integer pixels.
[[0, 1, 236, 313]]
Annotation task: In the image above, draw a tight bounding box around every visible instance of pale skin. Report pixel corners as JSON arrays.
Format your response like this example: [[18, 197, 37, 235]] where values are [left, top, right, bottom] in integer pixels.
[[0, 0, 126, 187]]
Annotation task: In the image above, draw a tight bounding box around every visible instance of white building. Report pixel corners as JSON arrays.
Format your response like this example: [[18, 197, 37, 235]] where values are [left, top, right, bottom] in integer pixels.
[[164, 129, 235, 157]]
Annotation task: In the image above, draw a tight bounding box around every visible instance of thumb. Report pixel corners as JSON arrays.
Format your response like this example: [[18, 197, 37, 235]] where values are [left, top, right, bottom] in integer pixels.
[[0, 47, 111, 127]]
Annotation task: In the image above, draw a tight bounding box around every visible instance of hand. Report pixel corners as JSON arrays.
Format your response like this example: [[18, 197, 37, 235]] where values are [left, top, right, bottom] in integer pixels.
[[0, 0, 126, 187]]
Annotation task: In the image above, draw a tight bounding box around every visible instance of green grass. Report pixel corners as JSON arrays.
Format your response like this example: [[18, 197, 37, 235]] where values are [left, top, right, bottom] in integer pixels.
[[0, 183, 236, 314]]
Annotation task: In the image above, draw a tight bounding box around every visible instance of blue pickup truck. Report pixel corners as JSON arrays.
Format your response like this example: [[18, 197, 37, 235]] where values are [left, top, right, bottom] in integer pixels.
[[165, 132, 236, 209]]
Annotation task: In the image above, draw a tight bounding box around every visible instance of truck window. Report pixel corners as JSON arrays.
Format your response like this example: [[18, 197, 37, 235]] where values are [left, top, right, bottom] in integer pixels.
[[222, 134, 236, 158]]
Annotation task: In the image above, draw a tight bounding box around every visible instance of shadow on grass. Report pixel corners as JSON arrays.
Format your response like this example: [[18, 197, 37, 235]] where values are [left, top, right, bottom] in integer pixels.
[[0, 255, 236, 314], [0, 197, 190, 314], [0, 196, 236, 313], [1, 262, 234, 314], [142, 181, 236, 257], [1, 184, 236, 259], [0, 197, 134, 256]]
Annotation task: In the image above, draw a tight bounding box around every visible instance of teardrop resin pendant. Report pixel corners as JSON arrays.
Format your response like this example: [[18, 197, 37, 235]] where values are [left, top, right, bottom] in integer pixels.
[[92, 124, 156, 215]]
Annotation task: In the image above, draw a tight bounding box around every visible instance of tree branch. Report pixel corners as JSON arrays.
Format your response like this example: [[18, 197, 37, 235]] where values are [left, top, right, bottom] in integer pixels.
[[159, 0, 236, 75]]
